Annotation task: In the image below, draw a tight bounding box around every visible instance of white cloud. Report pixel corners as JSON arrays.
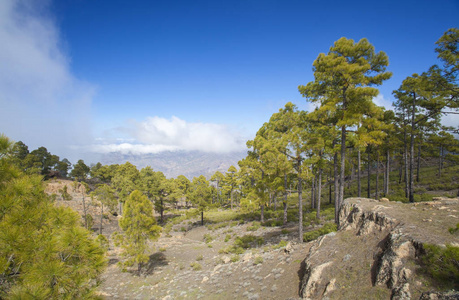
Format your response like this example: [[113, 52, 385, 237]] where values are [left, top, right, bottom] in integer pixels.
[[91, 116, 246, 154], [0, 0, 95, 161], [373, 94, 394, 111]]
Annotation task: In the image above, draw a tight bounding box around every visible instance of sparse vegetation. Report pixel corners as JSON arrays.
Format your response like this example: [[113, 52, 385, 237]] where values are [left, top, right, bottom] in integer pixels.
[[420, 244, 459, 289], [190, 262, 202, 271], [303, 223, 337, 242]]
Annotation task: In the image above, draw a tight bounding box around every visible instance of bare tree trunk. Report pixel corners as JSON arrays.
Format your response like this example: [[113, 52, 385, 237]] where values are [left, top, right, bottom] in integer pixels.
[[260, 204, 264, 223], [416, 136, 422, 183], [398, 151, 403, 184], [339, 126, 346, 213], [100, 203, 103, 235], [409, 93, 415, 203], [334, 150, 339, 224], [230, 190, 233, 210], [316, 167, 322, 220], [298, 168, 303, 242], [439, 145, 443, 177], [376, 151, 380, 200], [367, 150, 371, 198], [385, 149, 390, 196], [201, 211, 204, 226], [160, 198, 164, 223], [311, 174, 316, 209], [283, 175, 288, 225], [358, 148, 361, 197], [329, 171, 332, 204], [404, 129, 409, 198]]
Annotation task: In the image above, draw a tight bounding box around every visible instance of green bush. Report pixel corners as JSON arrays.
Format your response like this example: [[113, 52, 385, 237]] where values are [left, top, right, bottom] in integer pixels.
[[272, 240, 288, 250], [449, 223, 459, 235], [254, 256, 263, 265], [421, 244, 459, 288], [234, 235, 264, 249], [96, 234, 109, 250], [230, 255, 240, 262], [224, 234, 231, 242], [196, 255, 203, 261], [203, 233, 213, 243], [303, 223, 337, 242], [190, 262, 202, 271], [247, 221, 261, 231]]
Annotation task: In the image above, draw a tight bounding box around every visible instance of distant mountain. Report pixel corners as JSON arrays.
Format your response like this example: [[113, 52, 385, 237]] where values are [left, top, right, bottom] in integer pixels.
[[99, 150, 247, 179]]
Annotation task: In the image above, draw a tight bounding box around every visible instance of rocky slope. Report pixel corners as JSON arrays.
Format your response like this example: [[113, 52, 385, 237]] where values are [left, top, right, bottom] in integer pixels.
[[300, 197, 459, 300]]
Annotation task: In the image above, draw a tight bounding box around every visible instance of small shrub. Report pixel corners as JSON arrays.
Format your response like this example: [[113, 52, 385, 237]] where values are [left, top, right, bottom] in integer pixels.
[[96, 234, 109, 250], [281, 229, 289, 235], [254, 256, 263, 265], [247, 221, 261, 231], [448, 223, 459, 235], [234, 235, 264, 249], [421, 244, 459, 288], [230, 255, 240, 263], [224, 234, 231, 242], [303, 222, 337, 242], [190, 262, 202, 271], [159, 247, 166, 252], [204, 233, 213, 243], [196, 255, 203, 261], [180, 226, 187, 232], [272, 240, 288, 250]]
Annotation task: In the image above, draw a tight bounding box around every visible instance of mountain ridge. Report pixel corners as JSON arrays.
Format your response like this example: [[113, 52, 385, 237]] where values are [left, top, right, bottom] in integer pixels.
[[99, 150, 246, 179]]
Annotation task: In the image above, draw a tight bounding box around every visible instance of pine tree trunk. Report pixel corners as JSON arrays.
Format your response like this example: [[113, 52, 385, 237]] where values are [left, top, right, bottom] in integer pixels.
[[409, 93, 415, 203], [367, 150, 371, 198], [283, 174, 288, 225], [376, 152, 380, 200], [329, 171, 332, 204], [317, 167, 322, 220], [398, 151, 403, 184], [383, 156, 387, 197], [404, 129, 409, 198], [439, 145, 443, 177], [298, 167, 303, 243], [358, 148, 361, 197], [339, 125, 346, 212], [100, 203, 103, 235], [160, 198, 164, 223], [334, 150, 339, 224], [311, 174, 316, 209], [230, 190, 233, 210], [385, 149, 390, 196], [201, 211, 204, 226], [416, 137, 421, 183], [260, 204, 264, 223]]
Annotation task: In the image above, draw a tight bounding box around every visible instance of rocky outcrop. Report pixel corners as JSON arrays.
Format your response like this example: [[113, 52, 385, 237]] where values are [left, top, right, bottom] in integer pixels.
[[299, 197, 459, 300], [338, 199, 398, 235]]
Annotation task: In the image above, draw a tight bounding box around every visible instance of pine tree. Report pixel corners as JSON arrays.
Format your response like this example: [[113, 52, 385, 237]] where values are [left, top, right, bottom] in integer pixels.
[[299, 37, 391, 218], [114, 190, 161, 275], [189, 175, 212, 225], [92, 184, 117, 235], [0, 134, 106, 298]]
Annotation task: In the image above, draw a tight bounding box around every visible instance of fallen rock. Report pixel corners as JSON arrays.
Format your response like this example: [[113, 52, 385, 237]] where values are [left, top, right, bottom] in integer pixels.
[[284, 242, 294, 254]]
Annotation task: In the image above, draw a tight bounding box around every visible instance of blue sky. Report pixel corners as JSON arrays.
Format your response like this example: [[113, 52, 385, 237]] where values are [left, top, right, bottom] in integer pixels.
[[1, 0, 458, 163]]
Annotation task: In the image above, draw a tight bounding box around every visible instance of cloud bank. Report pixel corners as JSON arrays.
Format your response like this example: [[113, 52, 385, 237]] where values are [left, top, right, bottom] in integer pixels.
[[91, 116, 247, 154], [0, 0, 95, 161]]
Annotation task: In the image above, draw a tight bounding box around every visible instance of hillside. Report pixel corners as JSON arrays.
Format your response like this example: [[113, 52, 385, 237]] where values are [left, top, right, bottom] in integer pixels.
[[46, 180, 459, 299], [99, 150, 246, 179]]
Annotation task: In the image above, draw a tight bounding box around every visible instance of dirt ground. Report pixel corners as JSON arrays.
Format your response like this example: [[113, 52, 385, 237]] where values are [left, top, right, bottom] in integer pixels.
[[46, 179, 314, 299]]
